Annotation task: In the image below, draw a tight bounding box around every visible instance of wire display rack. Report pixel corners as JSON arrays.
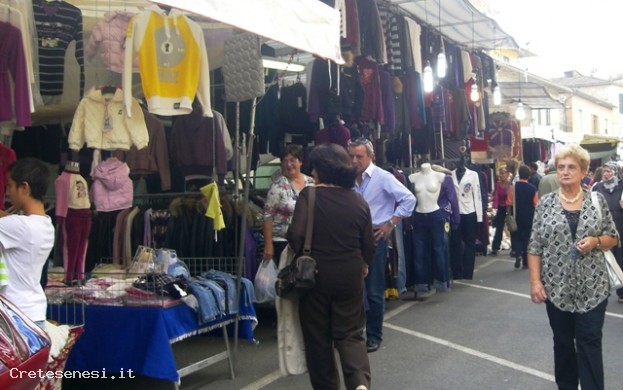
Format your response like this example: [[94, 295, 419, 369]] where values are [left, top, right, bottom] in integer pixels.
[[45, 255, 246, 382]]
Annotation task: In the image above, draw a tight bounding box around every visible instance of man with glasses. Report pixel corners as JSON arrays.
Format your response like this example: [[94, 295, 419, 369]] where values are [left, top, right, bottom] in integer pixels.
[[348, 139, 416, 353]]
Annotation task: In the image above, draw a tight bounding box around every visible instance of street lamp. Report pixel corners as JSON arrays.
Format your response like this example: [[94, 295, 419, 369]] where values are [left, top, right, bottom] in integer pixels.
[[515, 101, 525, 120], [515, 70, 525, 120]]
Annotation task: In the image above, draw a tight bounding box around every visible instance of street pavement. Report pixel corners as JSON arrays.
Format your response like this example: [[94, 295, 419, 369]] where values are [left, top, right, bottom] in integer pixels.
[[63, 252, 623, 389]]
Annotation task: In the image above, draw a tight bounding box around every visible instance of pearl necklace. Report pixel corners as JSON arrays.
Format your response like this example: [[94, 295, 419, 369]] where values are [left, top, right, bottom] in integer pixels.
[[558, 189, 582, 203]]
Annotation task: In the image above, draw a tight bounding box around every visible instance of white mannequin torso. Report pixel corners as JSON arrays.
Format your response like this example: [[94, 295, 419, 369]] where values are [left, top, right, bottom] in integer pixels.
[[409, 163, 445, 213]]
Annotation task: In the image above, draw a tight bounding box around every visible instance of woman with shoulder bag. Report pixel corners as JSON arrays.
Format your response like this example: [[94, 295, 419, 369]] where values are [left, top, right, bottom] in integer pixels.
[[528, 144, 619, 390], [287, 144, 375, 390]]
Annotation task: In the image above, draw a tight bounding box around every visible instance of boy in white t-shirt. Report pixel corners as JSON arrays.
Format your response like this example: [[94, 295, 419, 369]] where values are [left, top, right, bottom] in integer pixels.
[[0, 158, 55, 329]]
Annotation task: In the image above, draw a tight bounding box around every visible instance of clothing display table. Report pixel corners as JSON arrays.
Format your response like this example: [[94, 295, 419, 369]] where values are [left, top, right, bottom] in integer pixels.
[[47, 301, 256, 382]]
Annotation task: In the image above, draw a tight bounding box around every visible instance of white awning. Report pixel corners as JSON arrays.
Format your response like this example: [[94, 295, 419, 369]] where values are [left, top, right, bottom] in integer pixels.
[[385, 0, 518, 50], [498, 82, 564, 109], [148, 0, 344, 64]]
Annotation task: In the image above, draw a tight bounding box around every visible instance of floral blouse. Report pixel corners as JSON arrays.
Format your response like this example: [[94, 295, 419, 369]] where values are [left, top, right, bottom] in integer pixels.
[[263, 174, 314, 240], [528, 190, 619, 313]]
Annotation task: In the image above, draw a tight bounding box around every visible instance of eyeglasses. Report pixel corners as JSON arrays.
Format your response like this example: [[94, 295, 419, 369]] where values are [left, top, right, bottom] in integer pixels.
[[351, 138, 372, 146]]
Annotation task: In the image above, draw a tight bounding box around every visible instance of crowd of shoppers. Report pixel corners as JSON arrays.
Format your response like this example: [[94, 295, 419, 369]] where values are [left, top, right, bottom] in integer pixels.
[[264, 139, 622, 390]]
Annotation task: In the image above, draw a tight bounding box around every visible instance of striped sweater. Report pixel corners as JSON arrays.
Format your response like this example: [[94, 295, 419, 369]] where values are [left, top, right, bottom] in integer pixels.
[[33, 0, 84, 97]]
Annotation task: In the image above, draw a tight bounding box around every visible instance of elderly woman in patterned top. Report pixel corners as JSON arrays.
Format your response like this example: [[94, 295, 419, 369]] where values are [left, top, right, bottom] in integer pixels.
[[263, 144, 314, 265], [528, 144, 619, 390]]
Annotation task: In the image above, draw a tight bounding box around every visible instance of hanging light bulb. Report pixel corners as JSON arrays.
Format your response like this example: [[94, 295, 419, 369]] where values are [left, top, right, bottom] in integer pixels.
[[515, 100, 526, 120], [437, 2, 446, 79], [423, 61, 434, 93], [436, 51, 447, 78], [470, 83, 479, 102], [493, 84, 502, 106]]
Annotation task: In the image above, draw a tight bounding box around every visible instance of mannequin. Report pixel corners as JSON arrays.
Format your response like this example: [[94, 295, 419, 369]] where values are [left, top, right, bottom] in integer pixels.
[[450, 159, 483, 280], [55, 161, 92, 284], [409, 163, 445, 213], [408, 163, 450, 293], [455, 156, 466, 182]]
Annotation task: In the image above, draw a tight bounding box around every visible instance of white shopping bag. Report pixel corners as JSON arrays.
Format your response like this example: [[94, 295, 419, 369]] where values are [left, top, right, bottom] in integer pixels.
[[254, 260, 278, 304]]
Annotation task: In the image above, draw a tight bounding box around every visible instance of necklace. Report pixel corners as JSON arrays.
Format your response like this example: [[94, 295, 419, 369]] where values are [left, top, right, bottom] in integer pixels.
[[558, 189, 583, 203]]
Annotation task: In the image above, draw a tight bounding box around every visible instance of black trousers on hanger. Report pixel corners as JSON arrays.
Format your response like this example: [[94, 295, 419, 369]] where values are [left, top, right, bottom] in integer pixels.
[[450, 212, 477, 280]]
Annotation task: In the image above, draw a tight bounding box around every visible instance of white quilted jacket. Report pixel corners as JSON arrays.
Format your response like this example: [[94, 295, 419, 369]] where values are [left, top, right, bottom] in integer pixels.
[[68, 87, 149, 151]]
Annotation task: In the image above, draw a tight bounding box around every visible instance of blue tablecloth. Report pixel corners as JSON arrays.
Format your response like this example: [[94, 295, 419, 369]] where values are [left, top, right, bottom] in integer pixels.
[[48, 302, 256, 382]]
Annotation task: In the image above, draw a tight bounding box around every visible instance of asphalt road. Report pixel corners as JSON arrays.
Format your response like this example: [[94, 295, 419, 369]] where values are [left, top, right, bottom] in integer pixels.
[[63, 252, 623, 389]]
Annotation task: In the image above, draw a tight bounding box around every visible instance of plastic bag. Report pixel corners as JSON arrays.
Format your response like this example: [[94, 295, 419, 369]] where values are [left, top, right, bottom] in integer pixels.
[[254, 260, 278, 304], [128, 246, 156, 274], [156, 248, 178, 273]]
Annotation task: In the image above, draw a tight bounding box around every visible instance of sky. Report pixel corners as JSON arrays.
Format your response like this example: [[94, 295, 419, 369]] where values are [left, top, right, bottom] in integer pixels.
[[489, 0, 623, 79]]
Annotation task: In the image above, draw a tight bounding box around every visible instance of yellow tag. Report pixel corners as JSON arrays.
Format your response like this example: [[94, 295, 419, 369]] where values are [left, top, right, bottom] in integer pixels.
[[444, 221, 450, 232]]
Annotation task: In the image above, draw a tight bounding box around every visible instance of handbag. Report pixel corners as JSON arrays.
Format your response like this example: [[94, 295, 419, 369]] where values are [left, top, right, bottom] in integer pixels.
[[505, 185, 518, 233], [590, 192, 623, 290], [275, 186, 317, 298], [0, 295, 50, 390]]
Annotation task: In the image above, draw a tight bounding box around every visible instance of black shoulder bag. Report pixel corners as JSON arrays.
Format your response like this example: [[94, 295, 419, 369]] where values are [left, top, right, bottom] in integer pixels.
[[275, 186, 317, 298]]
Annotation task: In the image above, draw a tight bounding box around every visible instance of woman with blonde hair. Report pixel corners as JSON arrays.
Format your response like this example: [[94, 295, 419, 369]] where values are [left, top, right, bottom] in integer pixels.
[[489, 166, 511, 256], [528, 144, 619, 390]]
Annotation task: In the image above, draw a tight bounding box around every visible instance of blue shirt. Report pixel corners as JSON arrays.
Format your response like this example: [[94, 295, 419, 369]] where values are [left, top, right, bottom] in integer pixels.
[[354, 163, 416, 226]]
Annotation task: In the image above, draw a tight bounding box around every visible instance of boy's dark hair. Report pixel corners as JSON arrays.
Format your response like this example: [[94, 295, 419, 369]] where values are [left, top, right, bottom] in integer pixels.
[[9, 158, 50, 201], [518, 165, 531, 180], [310, 144, 357, 188], [528, 162, 538, 171]]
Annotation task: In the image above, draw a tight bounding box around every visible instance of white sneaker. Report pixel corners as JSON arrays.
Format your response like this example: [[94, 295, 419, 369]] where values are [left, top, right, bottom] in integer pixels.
[[356, 386, 368, 390]]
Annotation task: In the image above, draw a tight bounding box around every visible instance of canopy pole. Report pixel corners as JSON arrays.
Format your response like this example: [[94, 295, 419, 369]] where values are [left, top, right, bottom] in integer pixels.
[[235, 97, 257, 355], [439, 121, 446, 167]]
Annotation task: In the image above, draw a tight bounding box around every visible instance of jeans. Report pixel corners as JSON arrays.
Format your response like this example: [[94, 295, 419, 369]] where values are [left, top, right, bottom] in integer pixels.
[[203, 270, 238, 314], [395, 221, 407, 293], [513, 224, 532, 267], [365, 238, 388, 343], [546, 299, 607, 390], [491, 207, 507, 252], [413, 209, 449, 289], [189, 280, 224, 324], [612, 245, 623, 298], [450, 212, 477, 280]]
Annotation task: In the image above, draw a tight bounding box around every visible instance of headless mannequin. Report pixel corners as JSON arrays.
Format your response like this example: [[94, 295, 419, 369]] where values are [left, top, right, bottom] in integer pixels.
[[455, 157, 466, 182], [409, 163, 445, 213], [408, 162, 450, 291]]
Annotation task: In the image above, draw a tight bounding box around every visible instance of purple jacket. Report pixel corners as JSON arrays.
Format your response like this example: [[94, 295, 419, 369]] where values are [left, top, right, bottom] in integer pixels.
[[315, 123, 351, 150], [0, 22, 30, 126], [91, 158, 133, 212], [438, 175, 460, 230]]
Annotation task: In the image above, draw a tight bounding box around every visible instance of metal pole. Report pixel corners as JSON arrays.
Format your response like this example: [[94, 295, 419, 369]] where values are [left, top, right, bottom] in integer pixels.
[[408, 133, 413, 169], [235, 97, 257, 355], [439, 121, 446, 167]]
